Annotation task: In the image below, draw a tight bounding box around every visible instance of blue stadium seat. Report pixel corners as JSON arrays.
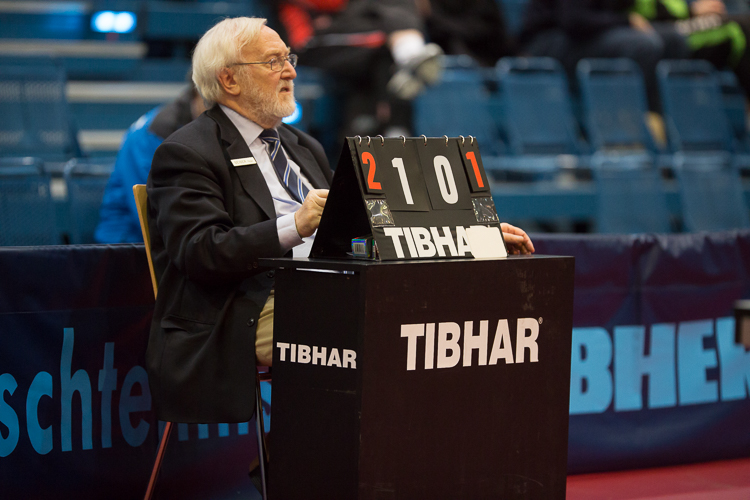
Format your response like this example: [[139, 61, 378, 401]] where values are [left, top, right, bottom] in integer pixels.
[[584, 59, 749, 232], [495, 57, 587, 177], [0, 63, 81, 161], [63, 158, 116, 244], [672, 152, 750, 231], [656, 59, 734, 153], [413, 62, 504, 156], [576, 58, 658, 155], [590, 154, 672, 234], [0, 157, 59, 246]]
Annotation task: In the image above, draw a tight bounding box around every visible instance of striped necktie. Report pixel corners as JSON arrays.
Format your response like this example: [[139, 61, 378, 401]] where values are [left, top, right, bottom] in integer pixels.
[[259, 128, 309, 204]]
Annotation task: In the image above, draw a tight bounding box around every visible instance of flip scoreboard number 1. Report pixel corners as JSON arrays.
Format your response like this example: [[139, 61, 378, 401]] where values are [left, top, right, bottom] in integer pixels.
[[310, 136, 505, 261]]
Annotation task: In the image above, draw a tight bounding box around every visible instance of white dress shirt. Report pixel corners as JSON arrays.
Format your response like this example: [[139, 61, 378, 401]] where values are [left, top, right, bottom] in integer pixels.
[[220, 105, 315, 257]]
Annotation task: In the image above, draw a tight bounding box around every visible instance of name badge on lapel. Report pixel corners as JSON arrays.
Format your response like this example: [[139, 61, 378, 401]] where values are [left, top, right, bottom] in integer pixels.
[[231, 157, 257, 167]]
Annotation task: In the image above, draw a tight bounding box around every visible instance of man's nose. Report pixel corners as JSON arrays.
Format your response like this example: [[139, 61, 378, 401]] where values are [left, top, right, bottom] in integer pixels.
[[281, 59, 296, 79]]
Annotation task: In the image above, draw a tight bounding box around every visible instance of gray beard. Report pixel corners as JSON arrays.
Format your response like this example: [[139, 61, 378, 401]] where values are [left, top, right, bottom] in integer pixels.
[[243, 80, 297, 126]]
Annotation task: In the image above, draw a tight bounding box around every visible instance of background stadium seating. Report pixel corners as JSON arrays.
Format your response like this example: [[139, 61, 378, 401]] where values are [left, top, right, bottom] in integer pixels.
[[1, 0, 750, 245]]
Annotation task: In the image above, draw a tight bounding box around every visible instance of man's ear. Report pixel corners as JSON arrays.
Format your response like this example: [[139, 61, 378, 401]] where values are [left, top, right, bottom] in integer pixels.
[[218, 68, 241, 97]]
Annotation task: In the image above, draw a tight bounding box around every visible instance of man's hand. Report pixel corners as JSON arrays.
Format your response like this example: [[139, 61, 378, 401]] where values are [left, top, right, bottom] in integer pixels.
[[691, 0, 726, 16], [501, 222, 535, 255], [294, 189, 329, 237]]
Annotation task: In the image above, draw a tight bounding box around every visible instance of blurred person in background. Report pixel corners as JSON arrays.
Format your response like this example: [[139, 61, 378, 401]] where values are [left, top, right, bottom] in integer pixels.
[[634, 0, 750, 97], [420, 0, 516, 67], [94, 83, 206, 243], [275, 0, 444, 138], [518, 0, 689, 110]]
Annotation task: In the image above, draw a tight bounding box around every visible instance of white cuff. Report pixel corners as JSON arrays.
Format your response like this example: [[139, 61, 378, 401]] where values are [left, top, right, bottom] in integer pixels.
[[277, 213, 304, 254]]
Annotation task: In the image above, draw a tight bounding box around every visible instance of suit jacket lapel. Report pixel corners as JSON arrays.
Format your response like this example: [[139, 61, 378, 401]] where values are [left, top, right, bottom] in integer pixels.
[[207, 106, 276, 220], [279, 127, 329, 189]]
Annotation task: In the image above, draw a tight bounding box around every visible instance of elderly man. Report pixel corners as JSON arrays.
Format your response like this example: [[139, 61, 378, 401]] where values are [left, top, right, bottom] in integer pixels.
[[146, 16, 534, 426], [146, 17, 332, 424]]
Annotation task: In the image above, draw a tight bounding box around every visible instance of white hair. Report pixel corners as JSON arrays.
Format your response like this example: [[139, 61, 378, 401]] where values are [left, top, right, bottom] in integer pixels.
[[192, 17, 267, 107]]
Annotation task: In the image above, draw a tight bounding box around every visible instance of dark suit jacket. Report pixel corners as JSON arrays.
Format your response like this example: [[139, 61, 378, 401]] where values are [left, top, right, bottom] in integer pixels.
[[146, 105, 333, 423]]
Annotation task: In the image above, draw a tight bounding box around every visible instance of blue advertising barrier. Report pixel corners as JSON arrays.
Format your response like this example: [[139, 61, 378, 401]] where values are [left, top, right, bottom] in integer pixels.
[[0, 244, 260, 499], [535, 231, 750, 474], [0, 233, 748, 497]]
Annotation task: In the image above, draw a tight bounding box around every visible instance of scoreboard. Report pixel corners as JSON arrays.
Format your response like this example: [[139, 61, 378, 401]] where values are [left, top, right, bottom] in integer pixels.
[[311, 136, 507, 261]]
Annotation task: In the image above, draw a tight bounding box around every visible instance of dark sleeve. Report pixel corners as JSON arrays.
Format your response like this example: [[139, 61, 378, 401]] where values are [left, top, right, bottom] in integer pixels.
[[559, 0, 632, 40], [148, 139, 283, 286]]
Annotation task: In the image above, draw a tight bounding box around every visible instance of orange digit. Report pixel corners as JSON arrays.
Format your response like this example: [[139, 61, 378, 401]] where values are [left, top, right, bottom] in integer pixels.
[[362, 152, 382, 190], [465, 151, 484, 188]]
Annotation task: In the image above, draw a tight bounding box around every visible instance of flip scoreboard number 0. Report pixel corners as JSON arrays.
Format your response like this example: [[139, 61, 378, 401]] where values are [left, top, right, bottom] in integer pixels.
[[310, 136, 505, 261]]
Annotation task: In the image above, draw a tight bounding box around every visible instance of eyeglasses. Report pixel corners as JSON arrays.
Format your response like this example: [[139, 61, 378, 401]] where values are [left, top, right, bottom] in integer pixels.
[[230, 54, 298, 72]]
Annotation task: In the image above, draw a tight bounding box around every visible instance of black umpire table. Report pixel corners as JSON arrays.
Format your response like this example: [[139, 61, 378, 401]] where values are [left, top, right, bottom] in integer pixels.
[[262, 254, 575, 500]]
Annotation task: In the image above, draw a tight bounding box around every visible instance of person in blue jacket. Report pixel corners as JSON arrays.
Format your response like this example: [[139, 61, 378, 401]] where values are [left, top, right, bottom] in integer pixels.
[[94, 85, 205, 243]]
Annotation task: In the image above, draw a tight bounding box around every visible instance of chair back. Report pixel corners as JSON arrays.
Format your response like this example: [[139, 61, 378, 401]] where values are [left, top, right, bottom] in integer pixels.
[[577, 58, 656, 154], [133, 184, 158, 297], [657, 59, 733, 153], [496, 57, 583, 156], [0, 157, 59, 245], [413, 65, 504, 156], [0, 63, 80, 160], [64, 158, 115, 244]]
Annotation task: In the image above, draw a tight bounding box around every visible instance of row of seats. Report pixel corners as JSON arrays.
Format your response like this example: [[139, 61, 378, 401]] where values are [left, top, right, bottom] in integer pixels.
[[0, 57, 337, 246], [0, 157, 114, 246], [415, 56, 749, 168], [413, 56, 750, 233], [0, 1, 271, 82], [0, 63, 81, 161], [3, 53, 749, 243], [0, 57, 337, 157], [1, 148, 745, 245], [0, 51, 338, 247]]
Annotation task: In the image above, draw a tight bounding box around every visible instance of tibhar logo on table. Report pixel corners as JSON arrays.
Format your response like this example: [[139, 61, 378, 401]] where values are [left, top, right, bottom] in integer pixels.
[[276, 343, 357, 369], [401, 318, 541, 370]]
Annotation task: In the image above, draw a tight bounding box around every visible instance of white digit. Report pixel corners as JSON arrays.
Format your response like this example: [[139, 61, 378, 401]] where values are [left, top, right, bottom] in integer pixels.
[[433, 155, 458, 204], [391, 157, 414, 205]]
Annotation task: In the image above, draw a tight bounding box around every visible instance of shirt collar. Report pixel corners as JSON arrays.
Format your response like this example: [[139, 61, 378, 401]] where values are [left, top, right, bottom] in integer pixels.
[[219, 104, 272, 145]]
